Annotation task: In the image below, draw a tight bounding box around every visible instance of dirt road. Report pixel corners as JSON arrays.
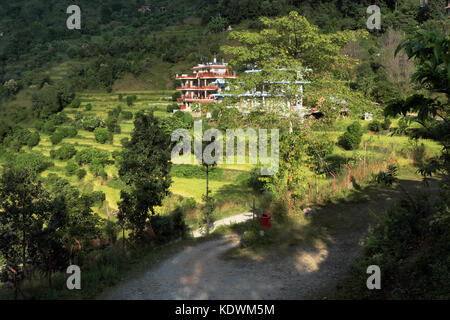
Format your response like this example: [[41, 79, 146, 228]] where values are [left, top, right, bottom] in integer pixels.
[[102, 177, 438, 300]]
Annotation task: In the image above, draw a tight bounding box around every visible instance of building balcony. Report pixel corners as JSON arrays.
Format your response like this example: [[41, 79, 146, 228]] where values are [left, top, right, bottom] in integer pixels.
[[177, 97, 216, 103], [176, 86, 220, 91], [197, 72, 237, 79]]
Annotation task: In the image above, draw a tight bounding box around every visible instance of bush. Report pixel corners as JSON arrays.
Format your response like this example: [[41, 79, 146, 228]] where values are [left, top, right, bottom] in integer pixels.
[[27, 131, 40, 148], [368, 120, 382, 132], [94, 127, 113, 144], [71, 97, 81, 108], [120, 137, 129, 146], [126, 95, 137, 107], [34, 120, 45, 132], [248, 167, 266, 194], [85, 103, 92, 111], [75, 148, 111, 166], [166, 103, 179, 113], [121, 111, 133, 120], [241, 230, 260, 248], [65, 161, 79, 176], [43, 120, 56, 134], [105, 117, 121, 133], [336, 193, 450, 299], [51, 143, 77, 160], [338, 121, 363, 150], [80, 116, 104, 132], [10, 151, 53, 174], [76, 168, 87, 180], [182, 197, 197, 211], [59, 126, 78, 138], [382, 118, 392, 130], [151, 208, 187, 243], [50, 132, 64, 145]]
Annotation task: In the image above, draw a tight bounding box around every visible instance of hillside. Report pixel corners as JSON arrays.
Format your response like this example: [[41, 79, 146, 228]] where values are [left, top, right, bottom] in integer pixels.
[[0, 0, 448, 302]]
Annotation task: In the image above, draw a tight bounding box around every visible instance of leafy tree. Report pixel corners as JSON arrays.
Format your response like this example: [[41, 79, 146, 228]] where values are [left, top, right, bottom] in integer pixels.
[[50, 131, 64, 145], [126, 95, 137, 107], [121, 111, 133, 120], [368, 120, 382, 132], [94, 127, 113, 144], [385, 28, 449, 183], [42, 120, 56, 134], [208, 14, 229, 33], [50, 143, 77, 160], [222, 11, 370, 129], [8, 151, 53, 174], [76, 168, 87, 180], [27, 131, 40, 149], [118, 111, 172, 241], [71, 97, 81, 108], [0, 168, 52, 276], [65, 161, 79, 177], [338, 121, 363, 150]]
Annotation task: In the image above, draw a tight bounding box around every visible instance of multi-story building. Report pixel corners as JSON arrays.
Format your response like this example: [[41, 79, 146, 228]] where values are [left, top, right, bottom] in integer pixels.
[[175, 59, 238, 112]]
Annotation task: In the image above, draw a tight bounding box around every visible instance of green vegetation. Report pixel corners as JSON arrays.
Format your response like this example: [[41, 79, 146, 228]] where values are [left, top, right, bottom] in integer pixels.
[[0, 0, 448, 300]]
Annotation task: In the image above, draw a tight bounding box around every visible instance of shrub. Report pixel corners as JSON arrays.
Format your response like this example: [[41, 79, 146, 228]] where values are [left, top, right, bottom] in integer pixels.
[[75, 148, 111, 166], [248, 167, 266, 194], [80, 116, 104, 132], [120, 137, 129, 146], [105, 117, 121, 133], [34, 120, 45, 132], [65, 161, 79, 176], [43, 120, 56, 134], [50, 132, 64, 145], [76, 168, 87, 180], [382, 118, 392, 130], [182, 197, 197, 211], [166, 103, 179, 113], [338, 121, 363, 150], [241, 230, 260, 248], [10, 151, 53, 174], [85, 103, 92, 111], [51, 143, 77, 160], [59, 126, 78, 138], [71, 97, 81, 108], [368, 120, 382, 132], [94, 127, 113, 144], [174, 110, 194, 128], [151, 208, 187, 243], [27, 131, 40, 148], [126, 95, 137, 107], [121, 111, 133, 120]]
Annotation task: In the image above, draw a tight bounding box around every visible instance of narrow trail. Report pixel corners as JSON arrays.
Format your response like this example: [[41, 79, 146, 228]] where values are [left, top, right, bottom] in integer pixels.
[[191, 212, 254, 238], [102, 177, 439, 300]]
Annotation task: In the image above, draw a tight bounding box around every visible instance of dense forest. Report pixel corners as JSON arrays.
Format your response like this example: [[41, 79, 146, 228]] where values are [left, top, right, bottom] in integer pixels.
[[0, 0, 448, 300]]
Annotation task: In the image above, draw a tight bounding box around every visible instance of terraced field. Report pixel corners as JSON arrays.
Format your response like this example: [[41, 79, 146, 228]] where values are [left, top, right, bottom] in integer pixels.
[[32, 91, 253, 223], [6, 90, 441, 227]]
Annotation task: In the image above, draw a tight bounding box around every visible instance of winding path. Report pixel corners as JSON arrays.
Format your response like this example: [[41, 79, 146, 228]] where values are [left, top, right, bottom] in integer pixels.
[[101, 177, 439, 300]]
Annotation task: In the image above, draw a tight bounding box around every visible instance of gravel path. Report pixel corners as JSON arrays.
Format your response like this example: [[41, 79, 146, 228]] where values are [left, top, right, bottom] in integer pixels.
[[102, 178, 439, 300]]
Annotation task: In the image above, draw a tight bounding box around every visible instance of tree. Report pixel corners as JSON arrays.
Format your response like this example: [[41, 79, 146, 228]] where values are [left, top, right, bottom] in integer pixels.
[[3, 79, 19, 96], [381, 28, 415, 98], [27, 131, 40, 149], [221, 11, 370, 129], [0, 168, 52, 276], [385, 28, 449, 183], [208, 14, 229, 33], [118, 111, 172, 241], [338, 121, 363, 150], [94, 127, 113, 144]]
